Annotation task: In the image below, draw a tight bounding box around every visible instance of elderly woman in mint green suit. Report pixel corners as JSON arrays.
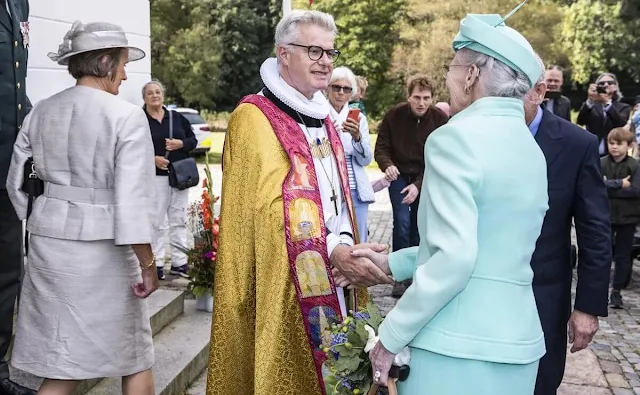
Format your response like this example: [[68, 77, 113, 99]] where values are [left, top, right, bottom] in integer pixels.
[[350, 4, 549, 395]]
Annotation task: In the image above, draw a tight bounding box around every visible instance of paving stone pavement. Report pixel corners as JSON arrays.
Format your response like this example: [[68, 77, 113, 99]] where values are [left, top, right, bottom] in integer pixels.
[[190, 164, 640, 394]]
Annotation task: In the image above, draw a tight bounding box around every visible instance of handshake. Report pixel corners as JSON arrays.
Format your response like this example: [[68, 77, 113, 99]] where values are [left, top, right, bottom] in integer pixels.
[[330, 243, 395, 288]]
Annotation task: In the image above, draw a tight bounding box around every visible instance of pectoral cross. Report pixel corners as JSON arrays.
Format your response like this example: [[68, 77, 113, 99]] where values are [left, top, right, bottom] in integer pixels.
[[330, 189, 338, 216]]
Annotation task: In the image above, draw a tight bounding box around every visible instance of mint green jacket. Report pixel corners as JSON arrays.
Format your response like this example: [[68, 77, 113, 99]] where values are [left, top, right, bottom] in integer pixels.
[[378, 97, 549, 364]]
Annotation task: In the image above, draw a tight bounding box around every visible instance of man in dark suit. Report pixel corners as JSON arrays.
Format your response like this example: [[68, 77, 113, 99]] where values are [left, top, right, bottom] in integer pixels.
[[544, 65, 572, 122], [0, 1, 34, 394], [577, 72, 631, 156], [525, 65, 612, 395]]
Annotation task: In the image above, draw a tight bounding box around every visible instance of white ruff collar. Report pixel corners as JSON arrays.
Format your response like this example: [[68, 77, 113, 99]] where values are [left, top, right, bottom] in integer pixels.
[[260, 57, 330, 120]]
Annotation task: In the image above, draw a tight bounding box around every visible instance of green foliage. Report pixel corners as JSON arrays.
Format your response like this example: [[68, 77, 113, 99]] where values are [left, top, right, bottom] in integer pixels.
[[150, 0, 222, 108], [393, 0, 564, 102], [151, 0, 280, 110], [321, 302, 385, 395], [149, 0, 638, 115], [313, 0, 407, 117], [175, 160, 219, 297], [211, 0, 280, 110], [560, 0, 640, 84]]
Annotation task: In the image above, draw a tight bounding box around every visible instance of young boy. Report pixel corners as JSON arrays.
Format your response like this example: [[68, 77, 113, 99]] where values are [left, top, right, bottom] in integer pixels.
[[602, 126, 640, 308]]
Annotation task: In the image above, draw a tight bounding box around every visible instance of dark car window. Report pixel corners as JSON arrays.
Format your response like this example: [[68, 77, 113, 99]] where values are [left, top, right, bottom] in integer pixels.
[[180, 112, 206, 125]]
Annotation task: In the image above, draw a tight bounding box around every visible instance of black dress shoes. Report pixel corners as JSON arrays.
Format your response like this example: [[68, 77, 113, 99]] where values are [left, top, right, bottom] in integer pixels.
[[0, 378, 36, 395]]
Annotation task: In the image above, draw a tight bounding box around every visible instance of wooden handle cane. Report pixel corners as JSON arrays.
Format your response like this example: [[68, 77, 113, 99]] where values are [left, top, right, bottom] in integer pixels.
[[367, 377, 398, 395], [367, 365, 409, 395]]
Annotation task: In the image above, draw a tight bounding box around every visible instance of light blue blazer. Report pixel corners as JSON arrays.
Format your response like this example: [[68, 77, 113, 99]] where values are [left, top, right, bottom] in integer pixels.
[[378, 97, 549, 364]]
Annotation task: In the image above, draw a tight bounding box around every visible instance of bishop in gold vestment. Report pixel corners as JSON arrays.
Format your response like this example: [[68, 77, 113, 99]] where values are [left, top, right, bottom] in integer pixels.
[[207, 100, 371, 394], [206, 10, 383, 394]]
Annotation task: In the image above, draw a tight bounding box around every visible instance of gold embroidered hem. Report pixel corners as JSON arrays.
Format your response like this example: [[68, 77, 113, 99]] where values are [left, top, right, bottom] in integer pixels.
[[206, 104, 368, 395]]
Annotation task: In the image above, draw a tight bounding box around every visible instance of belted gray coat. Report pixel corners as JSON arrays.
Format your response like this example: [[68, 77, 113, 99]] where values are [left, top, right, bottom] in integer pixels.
[[5, 84, 157, 379]]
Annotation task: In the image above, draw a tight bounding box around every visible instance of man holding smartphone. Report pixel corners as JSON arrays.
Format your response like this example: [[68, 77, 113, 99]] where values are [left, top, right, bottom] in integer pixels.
[[543, 65, 571, 121], [577, 72, 631, 156]]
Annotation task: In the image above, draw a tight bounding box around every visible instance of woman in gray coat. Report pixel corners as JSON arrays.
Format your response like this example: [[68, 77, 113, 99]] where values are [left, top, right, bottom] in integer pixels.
[[6, 21, 158, 395]]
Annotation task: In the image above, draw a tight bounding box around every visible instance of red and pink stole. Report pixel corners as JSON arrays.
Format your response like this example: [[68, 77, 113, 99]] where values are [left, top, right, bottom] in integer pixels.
[[240, 94, 359, 394]]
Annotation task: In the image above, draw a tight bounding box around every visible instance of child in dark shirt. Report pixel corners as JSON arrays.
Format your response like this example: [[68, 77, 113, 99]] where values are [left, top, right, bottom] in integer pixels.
[[601, 126, 640, 308]]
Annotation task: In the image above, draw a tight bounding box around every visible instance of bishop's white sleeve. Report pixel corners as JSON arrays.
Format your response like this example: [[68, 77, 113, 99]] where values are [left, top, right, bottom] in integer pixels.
[[326, 199, 355, 257]]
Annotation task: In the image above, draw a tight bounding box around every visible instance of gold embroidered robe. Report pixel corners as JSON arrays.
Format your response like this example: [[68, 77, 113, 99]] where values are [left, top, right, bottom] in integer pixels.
[[206, 103, 368, 395]]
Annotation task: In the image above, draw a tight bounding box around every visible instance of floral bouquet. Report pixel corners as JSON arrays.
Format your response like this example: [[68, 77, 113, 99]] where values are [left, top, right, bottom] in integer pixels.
[[321, 302, 386, 395], [174, 162, 219, 297]]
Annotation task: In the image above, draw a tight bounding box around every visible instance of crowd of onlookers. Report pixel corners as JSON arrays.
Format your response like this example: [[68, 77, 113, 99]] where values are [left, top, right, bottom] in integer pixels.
[[348, 65, 640, 303]]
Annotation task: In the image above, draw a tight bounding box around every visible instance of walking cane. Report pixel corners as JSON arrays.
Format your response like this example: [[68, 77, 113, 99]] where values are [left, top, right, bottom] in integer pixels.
[[367, 365, 410, 395]]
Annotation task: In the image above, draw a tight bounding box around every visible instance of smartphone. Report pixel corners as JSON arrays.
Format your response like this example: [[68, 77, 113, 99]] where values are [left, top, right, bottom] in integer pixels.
[[347, 108, 360, 122], [596, 85, 607, 94], [545, 91, 561, 100]]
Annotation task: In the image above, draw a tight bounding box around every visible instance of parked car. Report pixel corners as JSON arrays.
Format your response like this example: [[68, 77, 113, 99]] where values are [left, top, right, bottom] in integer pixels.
[[174, 107, 211, 155]]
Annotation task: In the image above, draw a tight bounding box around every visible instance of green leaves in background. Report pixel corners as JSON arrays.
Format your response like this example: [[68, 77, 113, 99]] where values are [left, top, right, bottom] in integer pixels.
[[151, 0, 640, 119], [560, 0, 640, 84], [313, 0, 407, 117]]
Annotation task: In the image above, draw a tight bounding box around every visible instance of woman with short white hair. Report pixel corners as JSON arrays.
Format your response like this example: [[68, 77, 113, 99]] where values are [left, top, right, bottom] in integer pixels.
[[350, 5, 550, 393], [327, 66, 375, 242]]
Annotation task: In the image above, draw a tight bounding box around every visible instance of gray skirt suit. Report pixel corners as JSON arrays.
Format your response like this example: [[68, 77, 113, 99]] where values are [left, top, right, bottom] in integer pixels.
[[6, 85, 157, 379]]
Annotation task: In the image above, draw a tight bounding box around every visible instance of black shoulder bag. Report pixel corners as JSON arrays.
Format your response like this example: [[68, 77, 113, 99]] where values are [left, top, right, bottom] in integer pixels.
[[166, 110, 199, 190], [21, 157, 44, 255]]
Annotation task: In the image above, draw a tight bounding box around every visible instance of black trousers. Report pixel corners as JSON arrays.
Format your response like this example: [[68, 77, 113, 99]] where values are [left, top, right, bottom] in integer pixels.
[[533, 280, 572, 395], [0, 189, 22, 379], [611, 223, 636, 291]]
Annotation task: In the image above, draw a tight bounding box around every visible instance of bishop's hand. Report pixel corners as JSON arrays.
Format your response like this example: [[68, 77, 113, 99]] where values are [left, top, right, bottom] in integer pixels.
[[350, 247, 391, 276], [330, 244, 393, 287]]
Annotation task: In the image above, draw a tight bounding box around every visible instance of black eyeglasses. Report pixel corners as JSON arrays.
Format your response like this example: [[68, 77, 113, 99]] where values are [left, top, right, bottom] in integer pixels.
[[442, 63, 478, 79], [288, 43, 340, 62], [442, 64, 474, 73], [330, 84, 353, 94], [597, 80, 616, 86]]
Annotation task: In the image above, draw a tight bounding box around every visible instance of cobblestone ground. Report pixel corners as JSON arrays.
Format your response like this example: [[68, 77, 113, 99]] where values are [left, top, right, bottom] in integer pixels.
[[589, 265, 640, 395]]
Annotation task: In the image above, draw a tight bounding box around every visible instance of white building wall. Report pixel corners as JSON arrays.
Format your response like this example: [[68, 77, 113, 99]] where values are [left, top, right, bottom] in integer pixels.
[[27, 0, 151, 106]]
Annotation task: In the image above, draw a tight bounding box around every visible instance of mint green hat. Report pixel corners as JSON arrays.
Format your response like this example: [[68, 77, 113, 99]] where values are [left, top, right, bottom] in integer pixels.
[[452, 0, 540, 88]]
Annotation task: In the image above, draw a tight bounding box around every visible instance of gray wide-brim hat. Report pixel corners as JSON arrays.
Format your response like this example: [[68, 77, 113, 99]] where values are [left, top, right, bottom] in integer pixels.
[[48, 21, 145, 66]]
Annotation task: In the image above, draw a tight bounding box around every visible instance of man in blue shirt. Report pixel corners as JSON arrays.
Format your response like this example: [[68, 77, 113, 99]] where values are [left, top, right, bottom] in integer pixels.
[[525, 58, 612, 395]]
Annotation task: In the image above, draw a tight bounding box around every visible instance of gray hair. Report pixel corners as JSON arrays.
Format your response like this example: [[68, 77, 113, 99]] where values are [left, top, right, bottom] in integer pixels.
[[275, 10, 337, 48], [534, 53, 545, 85], [523, 53, 546, 105], [330, 66, 358, 99], [457, 48, 531, 100], [596, 72, 622, 100], [67, 47, 126, 80], [142, 79, 165, 97], [547, 64, 564, 73]]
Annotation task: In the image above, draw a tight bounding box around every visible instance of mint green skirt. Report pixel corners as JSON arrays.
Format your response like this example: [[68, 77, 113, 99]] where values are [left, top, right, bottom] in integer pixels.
[[397, 347, 539, 395]]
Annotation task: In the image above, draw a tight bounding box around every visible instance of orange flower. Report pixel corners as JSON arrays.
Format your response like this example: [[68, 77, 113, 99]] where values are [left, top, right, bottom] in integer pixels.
[[212, 223, 220, 236]]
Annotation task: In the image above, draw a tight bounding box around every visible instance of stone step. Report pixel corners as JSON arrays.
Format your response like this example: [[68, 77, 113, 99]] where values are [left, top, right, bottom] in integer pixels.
[[184, 368, 207, 395], [85, 300, 211, 395], [8, 289, 185, 394]]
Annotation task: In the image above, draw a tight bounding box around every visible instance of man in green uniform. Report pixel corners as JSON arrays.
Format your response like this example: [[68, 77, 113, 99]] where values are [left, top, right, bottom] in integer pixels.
[[0, 1, 35, 394]]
